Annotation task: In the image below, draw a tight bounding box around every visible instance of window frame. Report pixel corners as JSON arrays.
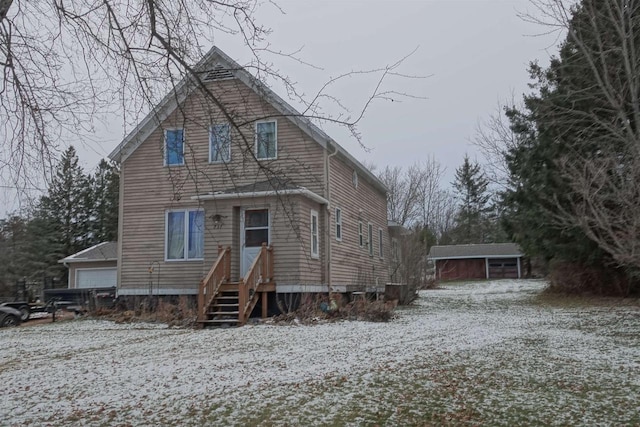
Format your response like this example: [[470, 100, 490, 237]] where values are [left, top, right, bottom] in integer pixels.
[[358, 221, 364, 248], [335, 207, 342, 242], [368, 223, 374, 257], [209, 123, 231, 163], [255, 120, 278, 160], [378, 227, 384, 259], [352, 170, 359, 189], [310, 209, 319, 259], [164, 128, 185, 166], [165, 209, 204, 262]]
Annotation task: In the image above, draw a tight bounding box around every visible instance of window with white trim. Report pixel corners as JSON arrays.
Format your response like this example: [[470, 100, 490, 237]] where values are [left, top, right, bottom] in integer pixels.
[[209, 124, 230, 163], [378, 228, 384, 258], [164, 129, 184, 165], [311, 210, 319, 259], [368, 223, 374, 257], [358, 221, 364, 248], [256, 121, 277, 159], [335, 208, 342, 241], [166, 209, 204, 260], [352, 170, 358, 188]]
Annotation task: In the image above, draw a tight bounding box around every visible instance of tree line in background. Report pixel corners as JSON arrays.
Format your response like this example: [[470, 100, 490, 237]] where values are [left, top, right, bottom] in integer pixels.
[[475, 0, 640, 296], [0, 147, 119, 295], [377, 153, 507, 290]]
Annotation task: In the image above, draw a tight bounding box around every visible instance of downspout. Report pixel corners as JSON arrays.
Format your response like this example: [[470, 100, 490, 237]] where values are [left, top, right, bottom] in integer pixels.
[[116, 164, 124, 297], [325, 142, 339, 294]]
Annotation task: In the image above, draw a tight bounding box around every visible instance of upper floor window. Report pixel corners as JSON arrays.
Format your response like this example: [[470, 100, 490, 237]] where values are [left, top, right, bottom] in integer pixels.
[[335, 207, 342, 241], [164, 128, 184, 166], [311, 210, 319, 259], [210, 124, 231, 163], [256, 121, 277, 160], [166, 209, 204, 261]]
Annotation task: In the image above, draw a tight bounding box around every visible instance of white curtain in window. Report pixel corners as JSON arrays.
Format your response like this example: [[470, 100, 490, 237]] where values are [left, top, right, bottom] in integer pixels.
[[257, 122, 275, 158], [210, 124, 230, 162], [167, 211, 185, 259], [188, 211, 204, 259]]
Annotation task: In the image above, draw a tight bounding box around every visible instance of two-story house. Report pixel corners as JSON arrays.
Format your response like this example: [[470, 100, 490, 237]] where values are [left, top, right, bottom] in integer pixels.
[[108, 46, 391, 325]]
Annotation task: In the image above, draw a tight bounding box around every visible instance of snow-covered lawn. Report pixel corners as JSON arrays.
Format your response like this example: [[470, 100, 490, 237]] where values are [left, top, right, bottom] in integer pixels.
[[1, 279, 639, 426]]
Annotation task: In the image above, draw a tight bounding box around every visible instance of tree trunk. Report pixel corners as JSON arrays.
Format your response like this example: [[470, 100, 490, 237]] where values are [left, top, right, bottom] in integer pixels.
[[0, 0, 14, 21]]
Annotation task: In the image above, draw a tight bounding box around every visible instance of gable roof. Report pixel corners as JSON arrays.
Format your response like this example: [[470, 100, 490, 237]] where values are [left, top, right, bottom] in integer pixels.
[[428, 243, 523, 260], [59, 242, 118, 264], [107, 46, 386, 194]]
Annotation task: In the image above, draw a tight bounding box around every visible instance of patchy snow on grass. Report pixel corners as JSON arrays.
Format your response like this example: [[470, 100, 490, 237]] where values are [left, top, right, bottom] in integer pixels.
[[1, 279, 639, 426]]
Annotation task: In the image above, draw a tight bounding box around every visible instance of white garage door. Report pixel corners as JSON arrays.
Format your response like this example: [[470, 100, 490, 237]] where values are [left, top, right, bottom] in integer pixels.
[[76, 268, 117, 289]]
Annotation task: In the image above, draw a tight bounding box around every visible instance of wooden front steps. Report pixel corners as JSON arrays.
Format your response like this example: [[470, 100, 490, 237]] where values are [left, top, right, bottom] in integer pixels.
[[197, 245, 275, 328], [202, 287, 241, 326]]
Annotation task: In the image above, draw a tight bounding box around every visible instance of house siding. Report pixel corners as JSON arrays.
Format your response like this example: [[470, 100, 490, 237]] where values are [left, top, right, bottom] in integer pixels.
[[118, 79, 327, 294], [328, 154, 389, 289]]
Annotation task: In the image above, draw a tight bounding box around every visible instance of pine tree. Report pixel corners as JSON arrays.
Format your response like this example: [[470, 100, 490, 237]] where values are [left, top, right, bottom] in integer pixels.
[[451, 155, 491, 244], [502, 0, 640, 294], [37, 146, 93, 281], [0, 216, 29, 295], [91, 159, 119, 243]]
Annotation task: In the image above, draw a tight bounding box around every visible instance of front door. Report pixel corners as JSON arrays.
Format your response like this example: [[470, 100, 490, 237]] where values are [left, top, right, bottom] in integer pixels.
[[241, 208, 270, 278]]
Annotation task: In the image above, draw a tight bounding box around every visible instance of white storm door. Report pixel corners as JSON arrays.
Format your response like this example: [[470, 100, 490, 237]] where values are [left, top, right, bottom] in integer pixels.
[[240, 208, 270, 278]]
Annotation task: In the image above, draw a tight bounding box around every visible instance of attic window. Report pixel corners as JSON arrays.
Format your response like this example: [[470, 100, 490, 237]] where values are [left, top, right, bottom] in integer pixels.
[[352, 170, 358, 189], [203, 65, 234, 81]]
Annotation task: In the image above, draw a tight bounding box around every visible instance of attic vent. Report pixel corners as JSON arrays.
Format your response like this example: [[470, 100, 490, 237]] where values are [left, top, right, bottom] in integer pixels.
[[203, 65, 234, 81]]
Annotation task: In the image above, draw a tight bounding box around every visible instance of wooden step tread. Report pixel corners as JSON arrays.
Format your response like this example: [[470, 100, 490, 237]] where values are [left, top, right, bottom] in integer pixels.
[[208, 311, 240, 316], [199, 318, 240, 324], [213, 303, 239, 307]]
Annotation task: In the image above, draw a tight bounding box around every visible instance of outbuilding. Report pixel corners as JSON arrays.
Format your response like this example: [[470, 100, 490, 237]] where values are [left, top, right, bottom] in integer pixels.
[[59, 242, 118, 289], [428, 243, 523, 281]]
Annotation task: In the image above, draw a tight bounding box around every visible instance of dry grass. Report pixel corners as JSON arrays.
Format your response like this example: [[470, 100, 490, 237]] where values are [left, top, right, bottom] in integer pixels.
[[273, 294, 395, 324], [97, 296, 197, 328]]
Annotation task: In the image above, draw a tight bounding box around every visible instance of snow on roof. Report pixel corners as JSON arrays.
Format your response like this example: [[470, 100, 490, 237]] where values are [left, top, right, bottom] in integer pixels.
[[428, 243, 523, 260], [58, 242, 117, 263]]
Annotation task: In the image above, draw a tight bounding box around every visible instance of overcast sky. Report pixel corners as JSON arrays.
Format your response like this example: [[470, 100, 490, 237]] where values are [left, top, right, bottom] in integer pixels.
[[1, 0, 559, 216]]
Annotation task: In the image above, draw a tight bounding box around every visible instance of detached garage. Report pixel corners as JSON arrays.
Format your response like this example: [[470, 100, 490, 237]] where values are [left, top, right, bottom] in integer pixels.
[[428, 243, 523, 281], [59, 242, 118, 289]]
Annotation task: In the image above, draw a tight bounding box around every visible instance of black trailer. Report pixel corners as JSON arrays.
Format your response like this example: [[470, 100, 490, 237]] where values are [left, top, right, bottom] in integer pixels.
[[2, 287, 116, 321]]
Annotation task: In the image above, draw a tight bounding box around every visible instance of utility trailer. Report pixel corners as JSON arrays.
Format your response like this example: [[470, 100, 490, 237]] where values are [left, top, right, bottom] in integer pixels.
[[2, 287, 116, 321]]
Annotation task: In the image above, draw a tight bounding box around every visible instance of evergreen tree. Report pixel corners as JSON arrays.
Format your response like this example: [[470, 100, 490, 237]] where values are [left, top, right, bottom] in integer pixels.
[[451, 155, 491, 244], [502, 0, 640, 294], [91, 159, 119, 243], [37, 146, 93, 281], [0, 216, 29, 295]]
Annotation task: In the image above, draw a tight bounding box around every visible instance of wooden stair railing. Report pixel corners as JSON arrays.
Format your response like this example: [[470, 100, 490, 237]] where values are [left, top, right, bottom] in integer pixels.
[[197, 246, 231, 322], [238, 243, 274, 325]]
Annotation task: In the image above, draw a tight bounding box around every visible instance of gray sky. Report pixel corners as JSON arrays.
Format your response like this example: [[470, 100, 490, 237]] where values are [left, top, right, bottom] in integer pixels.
[[1, 0, 558, 216]]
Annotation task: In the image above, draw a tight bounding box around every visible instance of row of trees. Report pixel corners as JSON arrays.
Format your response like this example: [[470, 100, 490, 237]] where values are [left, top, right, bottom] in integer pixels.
[[475, 0, 640, 295], [377, 151, 506, 290], [0, 147, 118, 294], [379, 154, 503, 247]]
